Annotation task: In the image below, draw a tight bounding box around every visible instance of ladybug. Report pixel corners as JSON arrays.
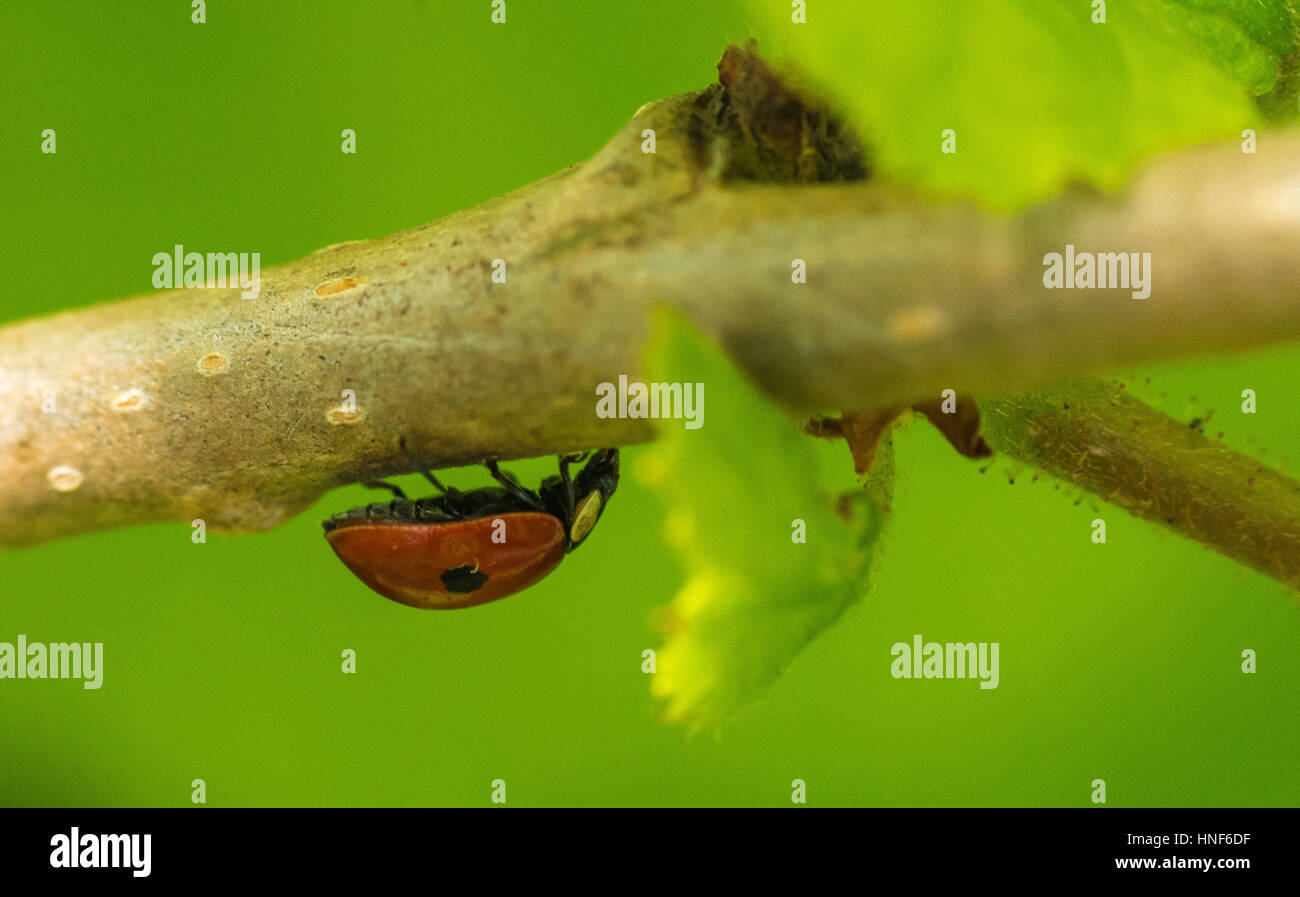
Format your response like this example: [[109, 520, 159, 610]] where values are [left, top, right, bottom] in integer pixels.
[[322, 447, 619, 609]]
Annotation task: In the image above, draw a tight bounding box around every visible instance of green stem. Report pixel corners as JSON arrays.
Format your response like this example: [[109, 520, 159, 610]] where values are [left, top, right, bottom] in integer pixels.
[[982, 381, 1300, 590]]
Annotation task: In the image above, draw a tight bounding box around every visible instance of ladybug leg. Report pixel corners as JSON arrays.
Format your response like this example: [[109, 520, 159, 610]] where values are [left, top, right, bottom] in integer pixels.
[[399, 436, 450, 494], [362, 479, 408, 500], [486, 460, 546, 511], [414, 468, 449, 494], [557, 454, 578, 529]]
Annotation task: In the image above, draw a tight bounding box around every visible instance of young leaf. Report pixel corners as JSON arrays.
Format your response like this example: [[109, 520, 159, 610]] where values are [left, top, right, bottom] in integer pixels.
[[638, 312, 892, 731], [748, 0, 1293, 208]]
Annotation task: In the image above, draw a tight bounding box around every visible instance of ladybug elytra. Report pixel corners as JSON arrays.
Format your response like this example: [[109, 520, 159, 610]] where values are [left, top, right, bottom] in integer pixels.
[[323, 448, 619, 609]]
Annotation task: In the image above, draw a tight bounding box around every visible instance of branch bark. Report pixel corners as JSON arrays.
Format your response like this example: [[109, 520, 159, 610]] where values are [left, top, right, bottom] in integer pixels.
[[4, 54, 1300, 549]]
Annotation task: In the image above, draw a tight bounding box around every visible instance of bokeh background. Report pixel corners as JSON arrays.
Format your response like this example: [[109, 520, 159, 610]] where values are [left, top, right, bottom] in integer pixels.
[[1, 0, 1296, 807]]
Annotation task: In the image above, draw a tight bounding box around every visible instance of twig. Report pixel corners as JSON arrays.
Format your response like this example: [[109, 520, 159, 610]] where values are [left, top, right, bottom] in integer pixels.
[[982, 383, 1300, 589]]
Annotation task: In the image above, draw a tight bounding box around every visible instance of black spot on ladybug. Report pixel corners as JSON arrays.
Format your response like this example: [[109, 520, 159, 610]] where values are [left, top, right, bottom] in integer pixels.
[[441, 565, 489, 594]]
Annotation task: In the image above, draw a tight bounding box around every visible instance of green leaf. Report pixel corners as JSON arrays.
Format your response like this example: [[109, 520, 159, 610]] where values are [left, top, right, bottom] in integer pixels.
[[749, 0, 1295, 208], [1155, 0, 1294, 93], [638, 312, 892, 731]]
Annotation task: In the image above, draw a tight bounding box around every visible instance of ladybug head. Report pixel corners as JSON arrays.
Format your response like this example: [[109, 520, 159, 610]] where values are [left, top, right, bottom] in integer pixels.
[[558, 448, 619, 552]]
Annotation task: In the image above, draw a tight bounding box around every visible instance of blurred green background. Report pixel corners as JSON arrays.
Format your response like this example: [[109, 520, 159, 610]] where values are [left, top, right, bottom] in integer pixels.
[[1, 0, 1296, 807]]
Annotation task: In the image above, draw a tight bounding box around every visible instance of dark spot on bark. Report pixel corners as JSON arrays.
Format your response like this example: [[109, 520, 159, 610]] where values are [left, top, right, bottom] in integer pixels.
[[698, 41, 869, 184]]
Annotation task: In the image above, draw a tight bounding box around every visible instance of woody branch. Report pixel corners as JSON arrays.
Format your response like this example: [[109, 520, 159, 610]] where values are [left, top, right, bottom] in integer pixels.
[[2, 49, 1300, 567]]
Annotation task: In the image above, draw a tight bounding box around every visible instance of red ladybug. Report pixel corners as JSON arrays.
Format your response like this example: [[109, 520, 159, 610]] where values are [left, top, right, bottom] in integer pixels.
[[323, 448, 619, 609]]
